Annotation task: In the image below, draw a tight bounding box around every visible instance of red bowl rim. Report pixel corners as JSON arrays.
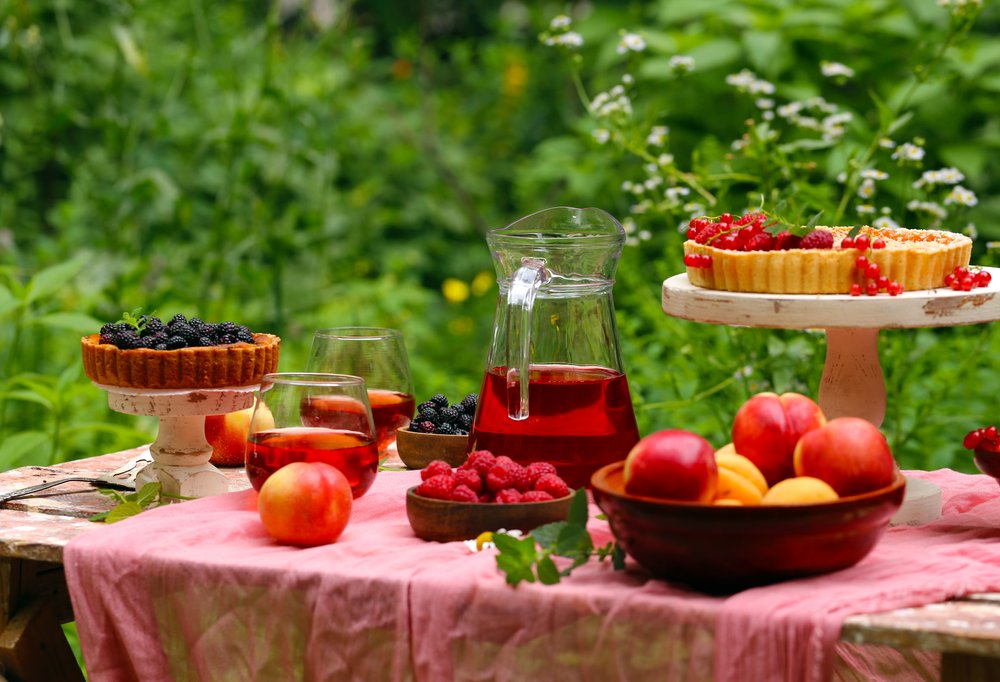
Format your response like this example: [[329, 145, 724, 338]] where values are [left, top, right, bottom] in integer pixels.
[[591, 460, 905, 511]]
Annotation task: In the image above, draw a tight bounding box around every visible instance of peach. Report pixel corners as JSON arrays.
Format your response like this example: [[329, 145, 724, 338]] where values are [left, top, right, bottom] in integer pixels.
[[715, 452, 768, 495], [732, 392, 826, 486], [714, 499, 743, 506], [205, 403, 274, 466], [793, 417, 897, 496], [761, 476, 839, 505], [714, 467, 763, 506], [623, 429, 717, 503], [257, 461, 353, 546]]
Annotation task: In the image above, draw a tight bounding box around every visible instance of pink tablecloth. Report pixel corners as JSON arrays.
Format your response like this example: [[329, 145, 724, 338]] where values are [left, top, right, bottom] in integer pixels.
[[64, 469, 1000, 682]]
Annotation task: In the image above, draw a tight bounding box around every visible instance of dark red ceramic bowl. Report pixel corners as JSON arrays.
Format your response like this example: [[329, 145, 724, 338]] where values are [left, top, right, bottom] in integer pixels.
[[591, 462, 906, 593]]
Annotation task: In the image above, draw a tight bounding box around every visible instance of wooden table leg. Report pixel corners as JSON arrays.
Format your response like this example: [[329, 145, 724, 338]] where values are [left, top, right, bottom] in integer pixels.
[[941, 651, 1000, 681], [0, 557, 83, 682]]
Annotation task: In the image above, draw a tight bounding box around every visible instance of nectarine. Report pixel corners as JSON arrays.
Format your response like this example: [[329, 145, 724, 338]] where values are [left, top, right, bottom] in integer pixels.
[[206, 404, 274, 466], [793, 417, 897, 496], [257, 461, 353, 546], [732, 392, 826, 486], [623, 430, 717, 503]]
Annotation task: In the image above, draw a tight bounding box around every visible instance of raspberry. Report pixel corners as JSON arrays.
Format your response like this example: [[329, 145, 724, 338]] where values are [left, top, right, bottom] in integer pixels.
[[525, 461, 558, 486], [415, 474, 456, 500], [461, 450, 496, 477], [521, 490, 554, 502], [486, 459, 519, 493], [478, 493, 494, 503], [774, 231, 802, 250], [799, 229, 834, 249], [449, 485, 479, 503], [534, 473, 570, 499], [494, 488, 523, 504], [510, 464, 532, 492], [454, 467, 482, 493], [743, 232, 775, 251], [421, 460, 453, 481]]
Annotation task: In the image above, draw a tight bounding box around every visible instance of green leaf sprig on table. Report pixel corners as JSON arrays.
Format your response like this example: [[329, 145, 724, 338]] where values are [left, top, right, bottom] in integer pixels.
[[89, 482, 169, 523], [492, 488, 626, 587]]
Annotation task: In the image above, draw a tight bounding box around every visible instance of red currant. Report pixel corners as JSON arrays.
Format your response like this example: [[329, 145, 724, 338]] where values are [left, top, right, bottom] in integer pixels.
[[876, 275, 890, 290], [872, 238, 886, 249], [855, 235, 870, 251], [964, 428, 985, 450], [841, 237, 855, 249], [986, 426, 999, 444], [975, 271, 992, 288], [865, 282, 879, 296], [887, 281, 902, 296], [955, 267, 969, 279], [865, 263, 880, 279], [850, 283, 862, 296], [700, 254, 713, 268], [961, 276, 975, 291], [855, 256, 869, 270], [720, 213, 733, 224], [944, 273, 956, 287], [951, 278, 964, 291]]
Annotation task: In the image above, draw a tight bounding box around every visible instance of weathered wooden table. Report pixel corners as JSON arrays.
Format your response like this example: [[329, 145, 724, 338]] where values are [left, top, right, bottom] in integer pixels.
[[0, 448, 997, 681]]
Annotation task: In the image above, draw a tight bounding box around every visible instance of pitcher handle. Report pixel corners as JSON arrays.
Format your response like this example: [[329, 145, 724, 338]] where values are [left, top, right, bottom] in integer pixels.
[[506, 257, 548, 420]]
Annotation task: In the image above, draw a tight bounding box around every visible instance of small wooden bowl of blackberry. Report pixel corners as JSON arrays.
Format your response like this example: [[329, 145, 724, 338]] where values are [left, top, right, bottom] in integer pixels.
[[396, 392, 477, 470]]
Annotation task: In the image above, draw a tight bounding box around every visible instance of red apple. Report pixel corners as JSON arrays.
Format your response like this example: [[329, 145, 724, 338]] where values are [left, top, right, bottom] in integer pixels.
[[257, 461, 353, 546], [732, 392, 826, 486], [623, 429, 718, 502], [792, 417, 897, 496], [206, 404, 274, 466]]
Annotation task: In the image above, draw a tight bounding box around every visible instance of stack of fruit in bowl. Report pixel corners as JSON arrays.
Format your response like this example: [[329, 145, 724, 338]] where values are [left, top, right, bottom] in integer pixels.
[[396, 392, 478, 469], [592, 392, 905, 591], [406, 451, 573, 542], [964, 425, 1000, 487]]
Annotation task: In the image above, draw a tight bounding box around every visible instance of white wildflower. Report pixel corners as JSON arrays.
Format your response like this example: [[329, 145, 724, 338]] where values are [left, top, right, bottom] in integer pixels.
[[657, 153, 674, 166], [622, 74, 634, 85], [858, 178, 876, 199], [731, 138, 749, 151], [733, 365, 753, 379], [986, 241, 1000, 250], [631, 200, 652, 214], [644, 176, 663, 190], [820, 61, 855, 79], [621, 181, 634, 192], [638, 230, 652, 241], [880, 206, 892, 215], [548, 32, 583, 48], [617, 32, 646, 54], [837, 172, 848, 183], [726, 69, 775, 95], [646, 125, 669, 146], [906, 200, 947, 219], [592, 128, 610, 144], [610, 85, 625, 97], [860, 169, 889, 181], [891, 142, 925, 162], [944, 185, 978, 207], [631, 183, 646, 196], [762, 110, 775, 121], [622, 217, 637, 234], [643, 162, 658, 174], [549, 15, 572, 30], [669, 55, 695, 73], [665, 186, 690, 202], [963, 223, 978, 240], [856, 204, 876, 215], [915, 167, 964, 189], [755, 98, 775, 109], [873, 216, 901, 229], [879, 138, 896, 149], [777, 101, 804, 118]]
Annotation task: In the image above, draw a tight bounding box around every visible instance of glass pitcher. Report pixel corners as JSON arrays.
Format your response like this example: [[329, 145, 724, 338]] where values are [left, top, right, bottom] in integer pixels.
[[468, 206, 640, 488]]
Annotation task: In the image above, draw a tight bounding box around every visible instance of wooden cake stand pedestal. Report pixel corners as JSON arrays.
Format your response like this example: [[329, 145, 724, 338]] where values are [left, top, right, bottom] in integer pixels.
[[661, 268, 1000, 525], [97, 384, 259, 499]]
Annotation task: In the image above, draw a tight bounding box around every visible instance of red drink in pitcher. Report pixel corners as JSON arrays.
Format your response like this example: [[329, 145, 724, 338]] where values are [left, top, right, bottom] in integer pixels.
[[301, 390, 414, 457], [246, 427, 379, 498], [468, 365, 640, 488]]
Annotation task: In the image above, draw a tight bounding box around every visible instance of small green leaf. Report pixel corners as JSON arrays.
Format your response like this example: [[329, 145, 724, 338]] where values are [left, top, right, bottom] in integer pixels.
[[567, 488, 588, 527], [536, 556, 561, 585], [847, 225, 863, 238], [553, 523, 588, 555], [88, 511, 111, 522], [804, 211, 824, 231], [134, 482, 161, 507], [531, 521, 565, 550], [612, 544, 627, 570], [105, 501, 144, 523]]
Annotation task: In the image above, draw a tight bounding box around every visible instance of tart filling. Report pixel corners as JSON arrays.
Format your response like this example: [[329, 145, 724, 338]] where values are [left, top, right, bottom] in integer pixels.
[[81, 333, 281, 389], [684, 226, 972, 294]]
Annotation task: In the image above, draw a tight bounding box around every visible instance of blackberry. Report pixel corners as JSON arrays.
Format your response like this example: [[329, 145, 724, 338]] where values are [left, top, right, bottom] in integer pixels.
[[217, 334, 237, 345], [235, 327, 254, 343], [196, 336, 215, 348], [154, 343, 168, 351], [417, 401, 436, 413], [140, 331, 168, 348], [430, 393, 449, 408], [414, 421, 436, 433], [116, 330, 142, 350], [165, 335, 187, 350], [141, 317, 166, 337], [170, 323, 200, 344], [459, 393, 478, 414], [188, 317, 205, 328], [168, 313, 187, 327], [216, 322, 241, 338], [435, 422, 456, 435], [100, 322, 130, 336], [454, 429, 469, 436], [415, 407, 439, 424], [458, 413, 473, 429], [439, 407, 461, 424]]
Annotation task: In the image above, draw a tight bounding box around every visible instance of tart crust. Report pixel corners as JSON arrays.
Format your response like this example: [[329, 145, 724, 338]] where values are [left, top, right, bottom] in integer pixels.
[[684, 226, 972, 294], [81, 333, 281, 389]]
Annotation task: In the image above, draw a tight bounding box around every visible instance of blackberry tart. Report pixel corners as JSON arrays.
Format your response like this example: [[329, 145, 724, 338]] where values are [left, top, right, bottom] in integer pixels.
[[81, 314, 280, 389]]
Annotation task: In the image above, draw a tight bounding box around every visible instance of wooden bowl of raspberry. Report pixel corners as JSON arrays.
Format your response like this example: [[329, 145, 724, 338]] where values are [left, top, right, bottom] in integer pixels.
[[406, 452, 574, 542], [396, 427, 470, 470]]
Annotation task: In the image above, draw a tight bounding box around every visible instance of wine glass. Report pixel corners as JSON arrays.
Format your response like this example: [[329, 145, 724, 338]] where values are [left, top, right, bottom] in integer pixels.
[[245, 373, 379, 498], [306, 327, 415, 460]]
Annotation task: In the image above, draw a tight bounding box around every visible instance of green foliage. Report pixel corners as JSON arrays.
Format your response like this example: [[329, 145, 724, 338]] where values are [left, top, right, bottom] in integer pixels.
[[1, 0, 998, 477], [89, 482, 166, 523]]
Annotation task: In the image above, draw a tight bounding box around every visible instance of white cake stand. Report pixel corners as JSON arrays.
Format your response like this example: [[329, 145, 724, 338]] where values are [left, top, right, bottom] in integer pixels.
[[97, 384, 259, 499], [661, 267, 1000, 524]]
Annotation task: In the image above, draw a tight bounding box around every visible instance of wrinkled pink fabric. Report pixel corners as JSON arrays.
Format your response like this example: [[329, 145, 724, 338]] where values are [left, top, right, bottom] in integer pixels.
[[64, 469, 1000, 682]]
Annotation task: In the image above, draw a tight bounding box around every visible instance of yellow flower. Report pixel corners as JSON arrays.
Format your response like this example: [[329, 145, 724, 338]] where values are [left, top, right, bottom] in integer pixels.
[[471, 271, 494, 297], [442, 278, 470, 303]]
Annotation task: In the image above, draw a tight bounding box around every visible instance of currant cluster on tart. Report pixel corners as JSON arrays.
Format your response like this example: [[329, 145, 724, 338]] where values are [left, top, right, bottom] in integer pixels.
[[682, 213, 973, 294], [81, 314, 280, 389]]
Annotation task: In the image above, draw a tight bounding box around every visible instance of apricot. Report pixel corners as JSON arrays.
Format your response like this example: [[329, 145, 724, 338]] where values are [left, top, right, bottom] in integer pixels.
[[760, 476, 839, 505], [715, 442, 738, 456], [715, 452, 768, 495], [714, 467, 764, 506], [714, 498, 743, 506]]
